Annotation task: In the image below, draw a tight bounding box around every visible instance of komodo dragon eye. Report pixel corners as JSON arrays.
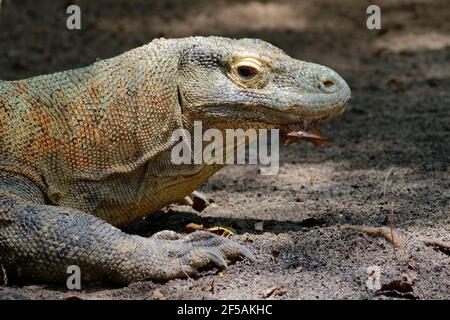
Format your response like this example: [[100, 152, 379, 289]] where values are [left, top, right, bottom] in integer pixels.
[[236, 65, 258, 80], [228, 56, 268, 88]]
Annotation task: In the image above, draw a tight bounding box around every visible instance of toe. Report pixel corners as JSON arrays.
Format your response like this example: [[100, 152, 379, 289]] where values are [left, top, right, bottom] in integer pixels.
[[152, 230, 184, 240], [185, 231, 256, 263], [219, 240, 256, 262], [182, 248, 228, 270], [185, 230, 217, 242]]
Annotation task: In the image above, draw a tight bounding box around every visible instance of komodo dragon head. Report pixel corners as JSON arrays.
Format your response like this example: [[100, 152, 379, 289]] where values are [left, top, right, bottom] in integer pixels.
[[176, 37, 351, 143]]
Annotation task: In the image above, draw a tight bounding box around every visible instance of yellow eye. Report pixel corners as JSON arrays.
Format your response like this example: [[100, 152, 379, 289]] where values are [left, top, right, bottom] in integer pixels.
[[230, 57, 267, 88], [236, 65, 258, 80]]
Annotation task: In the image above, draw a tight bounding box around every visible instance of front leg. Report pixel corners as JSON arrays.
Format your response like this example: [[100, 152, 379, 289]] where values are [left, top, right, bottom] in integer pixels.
[[0, 173, 254, 285]]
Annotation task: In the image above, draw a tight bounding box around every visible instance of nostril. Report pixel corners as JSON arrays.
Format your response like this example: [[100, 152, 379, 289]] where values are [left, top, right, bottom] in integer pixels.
[[322, 80, 335, 88], [318, 77, 338, 92]]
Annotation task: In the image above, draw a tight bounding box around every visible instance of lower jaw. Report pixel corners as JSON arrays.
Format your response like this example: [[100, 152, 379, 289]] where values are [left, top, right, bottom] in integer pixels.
[[186, 103, 348, 146]]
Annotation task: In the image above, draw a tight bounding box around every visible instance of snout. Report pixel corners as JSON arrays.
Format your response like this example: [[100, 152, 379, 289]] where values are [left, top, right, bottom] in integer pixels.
[[317, 66, 348, 95], [292, 63, 351, 121]]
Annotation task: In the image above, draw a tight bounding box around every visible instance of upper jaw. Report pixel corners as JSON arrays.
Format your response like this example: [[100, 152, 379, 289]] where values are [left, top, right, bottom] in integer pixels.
[[275, 91, 351, 146], [279, 101, 348, 123], [287, 81, 351, 122], [266, 93, 350, 125]]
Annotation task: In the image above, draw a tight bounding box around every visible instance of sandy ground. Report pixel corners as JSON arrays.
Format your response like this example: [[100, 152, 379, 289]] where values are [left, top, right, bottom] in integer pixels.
[[0, 0, 449, 299]]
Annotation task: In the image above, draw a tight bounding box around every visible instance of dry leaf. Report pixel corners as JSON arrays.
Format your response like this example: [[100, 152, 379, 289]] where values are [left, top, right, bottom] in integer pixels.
[[186, 222, 205, 233], [262, 286, 278, 298], [344, 225, 406, 249], [271, 250, 280, 262], [209, 279, 215, 294], [151, 289, 166, 300], [243, 234, 254, 243], [207, 226, 237, 237], [273, 287, 288, 296], [262, 286, 288, 298], [422, 239, 450, 255], [402, 271, 417, 285], [407, 259, 417, 270]]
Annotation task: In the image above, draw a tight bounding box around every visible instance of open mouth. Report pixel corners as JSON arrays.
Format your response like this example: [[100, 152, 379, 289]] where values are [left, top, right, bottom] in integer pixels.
[[279, 121, 329, 147], [278, 100, 349, 147], [188, 100, 348, 147]]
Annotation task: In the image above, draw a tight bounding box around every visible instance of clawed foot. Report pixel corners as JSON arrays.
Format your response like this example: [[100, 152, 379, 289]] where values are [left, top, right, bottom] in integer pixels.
[[150, 230, 255, 277]]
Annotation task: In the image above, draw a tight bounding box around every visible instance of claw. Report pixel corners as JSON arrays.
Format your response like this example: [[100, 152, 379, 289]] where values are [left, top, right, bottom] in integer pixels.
[[183, 248, 228, 270], [186, 231, 256, 263], [156, 230, 255, 279], [204, 250, 228, 269], [220, 242, 256, 262], [237, 245, 256, 262]]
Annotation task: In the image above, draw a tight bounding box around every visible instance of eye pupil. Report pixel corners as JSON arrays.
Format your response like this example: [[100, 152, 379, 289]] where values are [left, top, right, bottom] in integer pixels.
[[237, 65, 257, 79]]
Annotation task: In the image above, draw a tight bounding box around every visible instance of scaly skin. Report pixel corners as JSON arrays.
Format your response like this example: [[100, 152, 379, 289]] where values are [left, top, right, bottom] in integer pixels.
[[0, 37, 350, 284]]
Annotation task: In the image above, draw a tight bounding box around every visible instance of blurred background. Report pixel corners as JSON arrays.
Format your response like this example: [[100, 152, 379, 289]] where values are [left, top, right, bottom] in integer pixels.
[[0, 0, 448, 81]]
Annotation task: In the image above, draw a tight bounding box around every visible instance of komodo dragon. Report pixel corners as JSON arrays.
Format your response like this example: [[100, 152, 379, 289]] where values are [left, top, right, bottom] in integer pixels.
[[0, 37, 350, 284]]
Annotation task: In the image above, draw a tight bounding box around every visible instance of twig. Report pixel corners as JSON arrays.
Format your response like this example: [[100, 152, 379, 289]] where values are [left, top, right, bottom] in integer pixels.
[[382, 167, 394, 199], [0, 264, 7, 287], [388, 202, 397, 254], [422, 239, 450, 255]]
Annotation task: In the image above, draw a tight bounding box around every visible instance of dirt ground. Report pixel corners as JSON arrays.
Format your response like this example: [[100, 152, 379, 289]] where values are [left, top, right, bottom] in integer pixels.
[[0, 0, 449, 300]]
